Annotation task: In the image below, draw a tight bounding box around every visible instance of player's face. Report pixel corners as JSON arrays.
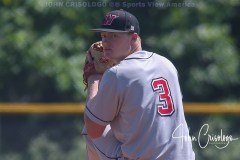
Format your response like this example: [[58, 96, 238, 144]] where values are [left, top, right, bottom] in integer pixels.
[[101, 32, 132, 62]]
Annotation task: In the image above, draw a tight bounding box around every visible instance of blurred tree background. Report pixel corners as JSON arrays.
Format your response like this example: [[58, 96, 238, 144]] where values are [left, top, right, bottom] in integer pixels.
[[0, 0, 239, 159]]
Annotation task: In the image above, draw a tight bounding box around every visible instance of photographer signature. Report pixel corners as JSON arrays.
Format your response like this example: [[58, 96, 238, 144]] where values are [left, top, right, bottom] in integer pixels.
[[172, 123, 239, 149]]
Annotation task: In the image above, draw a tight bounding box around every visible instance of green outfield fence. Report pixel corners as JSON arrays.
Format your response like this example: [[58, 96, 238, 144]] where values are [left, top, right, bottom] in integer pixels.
[[0, 103, 240, 114]]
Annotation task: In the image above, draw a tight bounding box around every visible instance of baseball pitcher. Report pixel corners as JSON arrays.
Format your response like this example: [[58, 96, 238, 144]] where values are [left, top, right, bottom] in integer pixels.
[[83, 9, 195, 160]]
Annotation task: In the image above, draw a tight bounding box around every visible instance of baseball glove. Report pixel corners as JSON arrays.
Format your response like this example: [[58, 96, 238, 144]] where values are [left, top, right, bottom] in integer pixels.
[[83, 41, 116, 87]]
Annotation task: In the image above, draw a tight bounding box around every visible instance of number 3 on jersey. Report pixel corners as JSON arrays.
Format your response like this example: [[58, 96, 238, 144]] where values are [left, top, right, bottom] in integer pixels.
[[151, 78, 175, 116]]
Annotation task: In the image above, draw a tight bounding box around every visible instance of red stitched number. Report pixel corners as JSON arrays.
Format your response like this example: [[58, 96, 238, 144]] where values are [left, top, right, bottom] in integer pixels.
[[151, 78, 175, 116]]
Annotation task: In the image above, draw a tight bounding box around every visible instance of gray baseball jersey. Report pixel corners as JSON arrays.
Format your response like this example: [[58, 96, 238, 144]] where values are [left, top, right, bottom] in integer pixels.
[[85, 51, 195, 160], [83, 125, 122, 160]]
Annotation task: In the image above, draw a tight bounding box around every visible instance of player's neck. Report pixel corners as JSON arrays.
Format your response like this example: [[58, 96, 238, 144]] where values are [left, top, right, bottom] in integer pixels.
[[130, 42, 142, 54], [132, 45, 142, 54], [115, 43, 142, 63]]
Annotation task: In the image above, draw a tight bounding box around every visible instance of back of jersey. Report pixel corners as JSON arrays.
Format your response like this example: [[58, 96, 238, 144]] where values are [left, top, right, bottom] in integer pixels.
[[111, 51, 195, 159]]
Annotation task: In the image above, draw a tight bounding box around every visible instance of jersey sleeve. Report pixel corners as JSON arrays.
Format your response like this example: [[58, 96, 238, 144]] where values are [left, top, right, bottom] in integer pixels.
[[84, 68, 120, 126]]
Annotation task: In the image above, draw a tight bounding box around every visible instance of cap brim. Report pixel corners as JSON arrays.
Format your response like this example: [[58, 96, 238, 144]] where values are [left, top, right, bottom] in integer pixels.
[[91, 28, 130, 33]]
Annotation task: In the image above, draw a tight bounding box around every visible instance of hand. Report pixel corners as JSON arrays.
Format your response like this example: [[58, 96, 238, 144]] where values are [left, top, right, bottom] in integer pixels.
[[83, 41, 116, 89]]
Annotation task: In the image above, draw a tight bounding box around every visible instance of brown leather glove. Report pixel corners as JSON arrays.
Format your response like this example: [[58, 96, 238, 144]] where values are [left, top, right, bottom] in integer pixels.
[[83, 41, 116, 87]]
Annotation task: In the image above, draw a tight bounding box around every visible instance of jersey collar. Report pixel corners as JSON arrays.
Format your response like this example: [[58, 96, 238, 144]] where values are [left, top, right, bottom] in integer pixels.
[[124, 50, 153, 60]]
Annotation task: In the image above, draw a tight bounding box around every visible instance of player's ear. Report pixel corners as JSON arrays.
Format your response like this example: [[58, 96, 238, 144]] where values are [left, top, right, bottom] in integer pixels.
[[131, 33, 138, 41]]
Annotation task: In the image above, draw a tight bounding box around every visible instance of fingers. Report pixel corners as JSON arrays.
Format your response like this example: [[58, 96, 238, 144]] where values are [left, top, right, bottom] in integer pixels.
[[99, 56, 109, 63], [86, 50, 94, 63], [83, 62, 96, 86]]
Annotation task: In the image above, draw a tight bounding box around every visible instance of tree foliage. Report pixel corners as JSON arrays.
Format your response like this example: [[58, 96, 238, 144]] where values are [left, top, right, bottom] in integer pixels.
[[0, 0, 107, 102], [0, 0, 239, 102]]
